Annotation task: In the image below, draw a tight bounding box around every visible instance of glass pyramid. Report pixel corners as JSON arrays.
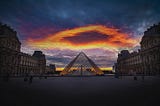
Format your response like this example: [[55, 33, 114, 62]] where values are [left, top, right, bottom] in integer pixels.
[[60, 52, 104, 76]]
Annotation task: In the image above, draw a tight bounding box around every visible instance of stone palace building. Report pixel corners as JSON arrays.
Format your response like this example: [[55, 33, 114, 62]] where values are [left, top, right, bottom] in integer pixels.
[[0, 23, 46, 76], [115, 23, 160, 75]]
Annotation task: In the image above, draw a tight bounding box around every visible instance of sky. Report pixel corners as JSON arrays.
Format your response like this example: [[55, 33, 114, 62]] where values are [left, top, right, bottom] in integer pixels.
[[0, 0, 160, 71]]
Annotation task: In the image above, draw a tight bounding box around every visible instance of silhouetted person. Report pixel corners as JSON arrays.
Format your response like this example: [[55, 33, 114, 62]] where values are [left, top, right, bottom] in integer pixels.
[[133, 72, 137, 80], [28, 71, 34, 84], [115, 72, 119, 78], [29, 76, 33, 84], [39, 73, 42, 79]]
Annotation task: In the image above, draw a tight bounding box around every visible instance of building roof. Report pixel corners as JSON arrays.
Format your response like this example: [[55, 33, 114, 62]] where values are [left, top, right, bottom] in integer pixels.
[[0, 23, 21, 44], [144, 23, 160, 37]]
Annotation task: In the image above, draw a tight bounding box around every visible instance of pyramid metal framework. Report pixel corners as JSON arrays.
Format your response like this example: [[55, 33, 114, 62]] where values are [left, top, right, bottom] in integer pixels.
[[60, 52, 104, 76]]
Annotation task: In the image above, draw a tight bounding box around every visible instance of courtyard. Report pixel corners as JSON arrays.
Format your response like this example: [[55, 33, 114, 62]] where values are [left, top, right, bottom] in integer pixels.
[[0, 76, 160, 106]]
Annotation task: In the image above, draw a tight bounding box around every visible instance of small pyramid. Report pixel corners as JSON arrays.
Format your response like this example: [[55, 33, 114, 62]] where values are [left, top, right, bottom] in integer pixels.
[[60, 52, 104, 76]]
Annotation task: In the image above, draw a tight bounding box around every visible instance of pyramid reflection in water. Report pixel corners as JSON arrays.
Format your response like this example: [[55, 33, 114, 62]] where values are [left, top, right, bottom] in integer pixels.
[[60, 52, 104, 76]]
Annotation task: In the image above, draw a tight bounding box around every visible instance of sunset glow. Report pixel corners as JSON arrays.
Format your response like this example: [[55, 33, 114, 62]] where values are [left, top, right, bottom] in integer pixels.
[[56, 67, 112, 71], [27, 25, 138, 50], [2, 0, 156, 71]]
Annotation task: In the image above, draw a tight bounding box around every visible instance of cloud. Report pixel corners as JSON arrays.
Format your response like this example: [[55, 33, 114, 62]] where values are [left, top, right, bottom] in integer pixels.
[[84, 48, 118, 67], [1, 0, 160, 70], [42, 49, 79, 68], [1, 0, 160, 43], [62, 32, 109, 45], [43, 48, 118, 70], [27, 24, 138, 50]]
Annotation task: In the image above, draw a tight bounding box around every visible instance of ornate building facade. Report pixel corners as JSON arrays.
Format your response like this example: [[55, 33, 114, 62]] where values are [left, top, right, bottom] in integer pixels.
[[0, 23, 46, 76], [140, 23, 160, 75], [116, 23, 160, 75]]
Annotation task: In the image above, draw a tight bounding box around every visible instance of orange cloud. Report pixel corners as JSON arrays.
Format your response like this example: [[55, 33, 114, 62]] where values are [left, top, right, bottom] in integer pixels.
[[27, 24, 138, 50]]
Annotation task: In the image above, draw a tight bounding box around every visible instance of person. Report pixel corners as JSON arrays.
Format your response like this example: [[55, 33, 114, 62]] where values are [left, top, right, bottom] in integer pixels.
[[39, 73, 42, 79], [133, 71, 137, 80], [115, 72, 119, 78], [29, 71, 34, 84], [29, 76, 33, 84]]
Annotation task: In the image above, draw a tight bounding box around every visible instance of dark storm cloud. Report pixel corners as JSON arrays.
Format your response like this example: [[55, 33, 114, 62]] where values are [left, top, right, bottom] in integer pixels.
[[0, 0, 160, 39], [46, 55, 72, 68], [1, 0, 160, 68], [44, 49, 79, 67], [62, 32, 109, 45], [47, 56, 71, 64]]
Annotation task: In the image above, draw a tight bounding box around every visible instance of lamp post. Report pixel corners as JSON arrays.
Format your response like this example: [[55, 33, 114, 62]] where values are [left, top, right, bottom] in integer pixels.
[[80, 65, 83, 76]]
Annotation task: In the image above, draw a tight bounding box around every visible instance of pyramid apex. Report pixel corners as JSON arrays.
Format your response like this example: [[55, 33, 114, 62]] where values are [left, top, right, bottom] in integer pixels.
[[80, 51, 84, 54]]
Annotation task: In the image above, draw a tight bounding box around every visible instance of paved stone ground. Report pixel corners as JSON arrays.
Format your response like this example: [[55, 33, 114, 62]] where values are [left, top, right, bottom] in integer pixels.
[[0, 76, 160, 106]]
